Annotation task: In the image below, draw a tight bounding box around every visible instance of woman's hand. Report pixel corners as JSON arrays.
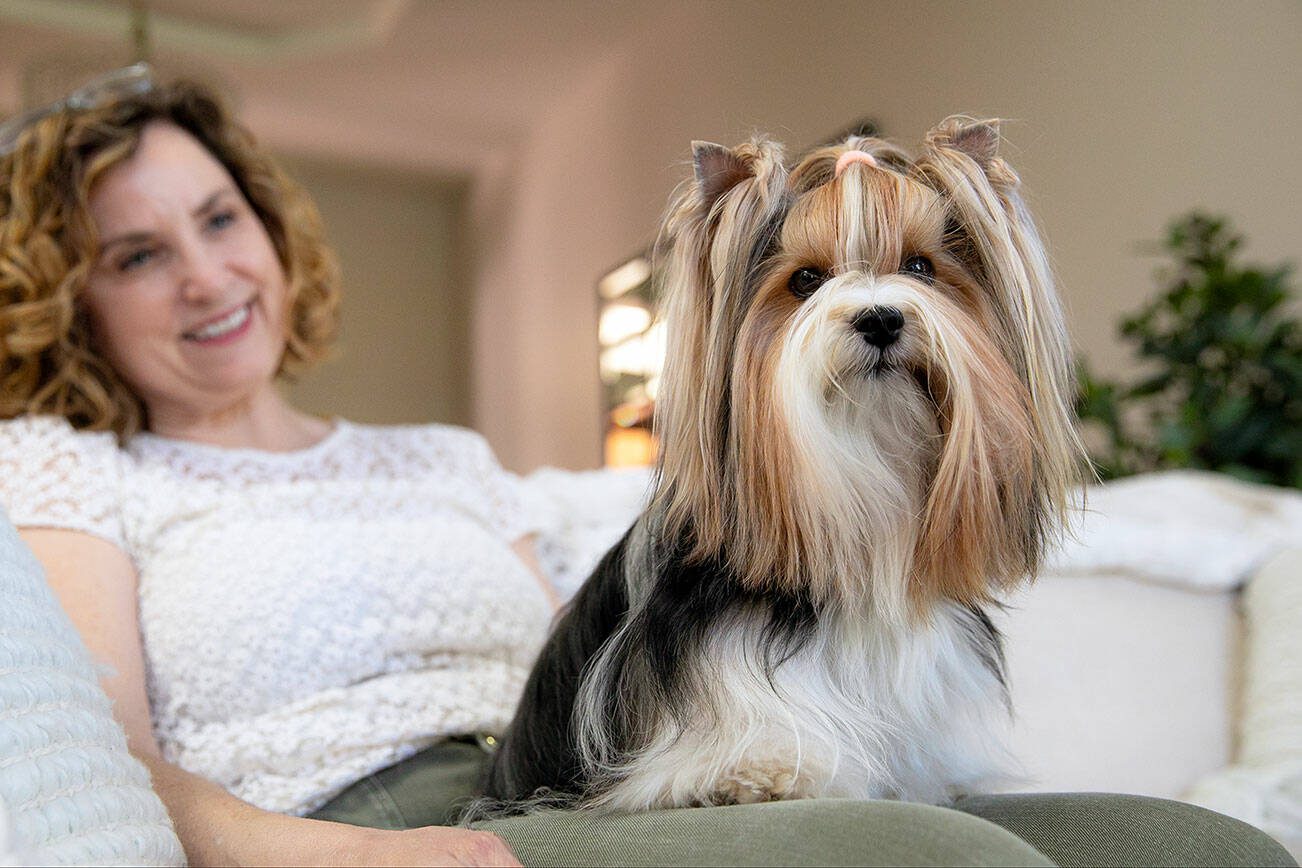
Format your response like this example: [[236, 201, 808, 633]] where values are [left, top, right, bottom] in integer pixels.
[[325, 824, 521, 868]]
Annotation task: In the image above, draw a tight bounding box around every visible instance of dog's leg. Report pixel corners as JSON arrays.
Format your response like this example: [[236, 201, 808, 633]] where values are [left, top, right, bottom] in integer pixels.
[[714, 762, 806, 804]]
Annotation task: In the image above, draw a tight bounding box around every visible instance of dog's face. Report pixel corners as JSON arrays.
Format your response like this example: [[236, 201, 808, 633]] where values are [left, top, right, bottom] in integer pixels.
[[653, 119, 1084, 621]]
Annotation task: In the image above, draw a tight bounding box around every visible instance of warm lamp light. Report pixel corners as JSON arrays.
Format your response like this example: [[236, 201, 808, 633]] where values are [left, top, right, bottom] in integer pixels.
[[598, 257, 652, 299], [599, 303, 652, 346], [605, 426, 657, 467], [597, 252, 659, 467]]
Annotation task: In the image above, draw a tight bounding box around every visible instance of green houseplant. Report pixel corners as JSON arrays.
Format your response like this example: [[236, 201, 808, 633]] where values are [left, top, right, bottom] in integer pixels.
[[1076, 213, 1302, 488]]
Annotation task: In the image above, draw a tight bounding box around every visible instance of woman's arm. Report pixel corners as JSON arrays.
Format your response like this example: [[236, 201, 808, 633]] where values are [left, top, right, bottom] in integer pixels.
[[512, 533, 560, 612], [22, 528, 520, 867]]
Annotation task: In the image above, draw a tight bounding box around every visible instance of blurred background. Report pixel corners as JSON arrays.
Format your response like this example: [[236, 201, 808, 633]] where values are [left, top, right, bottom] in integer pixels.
[[0, 0, 1297, 473]]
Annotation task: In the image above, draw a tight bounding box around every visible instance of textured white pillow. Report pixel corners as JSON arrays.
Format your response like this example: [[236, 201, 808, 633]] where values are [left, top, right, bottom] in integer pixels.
[[1186, 547, 1302, 860], [0, 508, 184, 866]]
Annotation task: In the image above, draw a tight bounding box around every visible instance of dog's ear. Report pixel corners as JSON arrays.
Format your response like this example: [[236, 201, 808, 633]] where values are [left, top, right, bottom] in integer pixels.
[[929, 118, 999, 165], [914, 117, 1086, 575], [692, 141, 754, 209], [922, 117, 1020, 188], [653, 138, 787, 564]]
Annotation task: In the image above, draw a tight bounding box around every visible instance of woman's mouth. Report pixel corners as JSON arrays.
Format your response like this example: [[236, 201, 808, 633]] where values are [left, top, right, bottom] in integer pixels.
[[184, 301, 254, 344]]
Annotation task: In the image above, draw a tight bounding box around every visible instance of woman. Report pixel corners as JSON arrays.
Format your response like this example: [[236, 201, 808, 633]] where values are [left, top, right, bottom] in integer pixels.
[[0, 69, 1292, 868], [0, 69, 543, 866]]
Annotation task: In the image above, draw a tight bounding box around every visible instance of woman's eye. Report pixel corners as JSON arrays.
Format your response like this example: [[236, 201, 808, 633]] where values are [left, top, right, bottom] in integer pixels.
[[118, 248, 156, 272], [788, 267, 827, 299], [901, 255, 935, 281], [207, 210, 237, 231]]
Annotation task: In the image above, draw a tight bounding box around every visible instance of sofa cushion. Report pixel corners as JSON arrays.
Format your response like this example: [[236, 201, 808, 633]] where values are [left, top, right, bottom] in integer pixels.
[[995, 573, 1236, 797]]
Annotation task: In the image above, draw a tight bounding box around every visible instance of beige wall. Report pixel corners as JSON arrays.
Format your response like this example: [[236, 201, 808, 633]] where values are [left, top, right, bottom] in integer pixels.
[[474, 0, 1302, 471], [277, 157, 472, 428]]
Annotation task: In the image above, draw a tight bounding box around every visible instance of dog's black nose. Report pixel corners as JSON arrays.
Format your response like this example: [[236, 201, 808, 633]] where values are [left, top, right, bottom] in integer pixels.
[[853, 306, 905, 348]]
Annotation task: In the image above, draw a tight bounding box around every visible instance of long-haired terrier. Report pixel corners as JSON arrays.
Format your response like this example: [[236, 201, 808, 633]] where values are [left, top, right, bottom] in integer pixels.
[[487, 117, 1084, 812]]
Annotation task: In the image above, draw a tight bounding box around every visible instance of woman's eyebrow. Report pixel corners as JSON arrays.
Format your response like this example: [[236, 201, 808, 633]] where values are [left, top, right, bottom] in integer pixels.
[[191, 187, 234, 217], [98, 229, 154, 255], [99, 188, 234, 254]]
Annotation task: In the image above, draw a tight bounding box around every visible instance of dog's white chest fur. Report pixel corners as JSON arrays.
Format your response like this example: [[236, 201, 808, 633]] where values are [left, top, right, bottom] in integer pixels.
[[591, 604, 1016, 812]]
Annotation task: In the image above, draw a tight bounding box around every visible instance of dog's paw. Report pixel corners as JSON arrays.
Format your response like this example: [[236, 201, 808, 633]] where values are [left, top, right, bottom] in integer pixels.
[[713, 765, 801, 804]]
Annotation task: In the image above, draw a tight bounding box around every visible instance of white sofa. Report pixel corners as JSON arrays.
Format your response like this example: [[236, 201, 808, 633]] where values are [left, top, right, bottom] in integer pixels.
[[2, 469, 1299, 863], [1005, 546, 1302, 864]]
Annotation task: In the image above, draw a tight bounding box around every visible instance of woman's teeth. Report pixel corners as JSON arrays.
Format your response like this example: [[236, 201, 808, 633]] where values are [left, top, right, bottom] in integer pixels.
[[187, 303, 250, 341]]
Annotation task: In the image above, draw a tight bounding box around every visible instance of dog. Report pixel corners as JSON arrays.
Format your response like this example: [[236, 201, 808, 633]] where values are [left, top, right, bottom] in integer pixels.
[[485, 117, 1084, 813]]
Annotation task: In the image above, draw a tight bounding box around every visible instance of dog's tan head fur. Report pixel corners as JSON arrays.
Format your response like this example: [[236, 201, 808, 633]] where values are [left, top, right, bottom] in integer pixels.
[[652, 118, 1084, 621]]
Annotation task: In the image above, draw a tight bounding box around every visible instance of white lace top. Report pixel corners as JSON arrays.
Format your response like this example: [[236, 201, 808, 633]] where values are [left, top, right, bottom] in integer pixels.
[[0, 416, 552, 816]]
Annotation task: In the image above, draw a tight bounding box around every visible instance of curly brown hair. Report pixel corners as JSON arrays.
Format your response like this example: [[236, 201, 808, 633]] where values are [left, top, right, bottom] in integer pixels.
[[0, 77, 340, 438]]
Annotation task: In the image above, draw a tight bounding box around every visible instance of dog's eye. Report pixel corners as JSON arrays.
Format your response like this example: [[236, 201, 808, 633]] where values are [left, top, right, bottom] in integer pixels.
[[788, 267, 827, 299], [901, 256, 935, 281]]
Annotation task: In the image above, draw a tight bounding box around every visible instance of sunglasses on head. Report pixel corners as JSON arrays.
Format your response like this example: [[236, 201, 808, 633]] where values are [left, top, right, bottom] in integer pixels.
[[0, 63, 155, 157]]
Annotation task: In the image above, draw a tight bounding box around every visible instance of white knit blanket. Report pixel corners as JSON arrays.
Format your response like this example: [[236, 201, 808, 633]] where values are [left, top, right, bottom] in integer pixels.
[[522, 466, 655, 599], [0, 512, 184, 866], [1184, 546, 1302, 858], [1048, 470, 1302, 591]]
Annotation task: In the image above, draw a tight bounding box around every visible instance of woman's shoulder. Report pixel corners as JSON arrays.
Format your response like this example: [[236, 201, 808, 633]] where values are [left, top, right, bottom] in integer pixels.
[[0, 414, 122, 464], [0, 415, 126, 546]]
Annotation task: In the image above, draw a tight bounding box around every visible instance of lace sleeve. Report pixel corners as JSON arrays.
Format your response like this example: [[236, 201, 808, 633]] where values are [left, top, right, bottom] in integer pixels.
[[0, 416, 125, 550], [457, 430, 543, 543]]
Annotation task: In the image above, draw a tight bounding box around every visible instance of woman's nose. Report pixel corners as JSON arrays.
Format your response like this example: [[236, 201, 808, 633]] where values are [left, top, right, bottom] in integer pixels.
[[178, 240, 228, 303]]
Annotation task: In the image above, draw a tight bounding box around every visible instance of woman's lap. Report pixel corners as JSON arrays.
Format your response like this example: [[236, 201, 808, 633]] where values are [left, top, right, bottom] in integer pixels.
[[309, 739, 490, 829], [309, 742, 1297, 867], [953, 792, 1296, 868], [481, 799, 1051, 867]]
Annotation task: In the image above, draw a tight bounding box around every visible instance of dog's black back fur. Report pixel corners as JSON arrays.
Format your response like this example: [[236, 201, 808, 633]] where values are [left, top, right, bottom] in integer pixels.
[[485, 528, 634, 802], [485, 520, 821, 804]]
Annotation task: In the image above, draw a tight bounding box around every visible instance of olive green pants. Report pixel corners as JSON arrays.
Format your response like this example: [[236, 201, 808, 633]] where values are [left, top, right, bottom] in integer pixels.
[[308, 740, 1296, 868]]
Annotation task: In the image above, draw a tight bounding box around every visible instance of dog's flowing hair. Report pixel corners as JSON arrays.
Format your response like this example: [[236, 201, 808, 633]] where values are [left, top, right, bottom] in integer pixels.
[[485, 117, 1085, 812]]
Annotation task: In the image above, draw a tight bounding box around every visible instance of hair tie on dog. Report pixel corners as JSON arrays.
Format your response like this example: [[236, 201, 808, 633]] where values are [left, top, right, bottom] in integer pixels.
[[835, 150, 878, 177]]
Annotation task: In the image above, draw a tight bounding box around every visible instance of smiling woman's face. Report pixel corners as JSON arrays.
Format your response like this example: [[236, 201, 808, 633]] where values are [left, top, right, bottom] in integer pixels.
[[82, 120, 289, 426]]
